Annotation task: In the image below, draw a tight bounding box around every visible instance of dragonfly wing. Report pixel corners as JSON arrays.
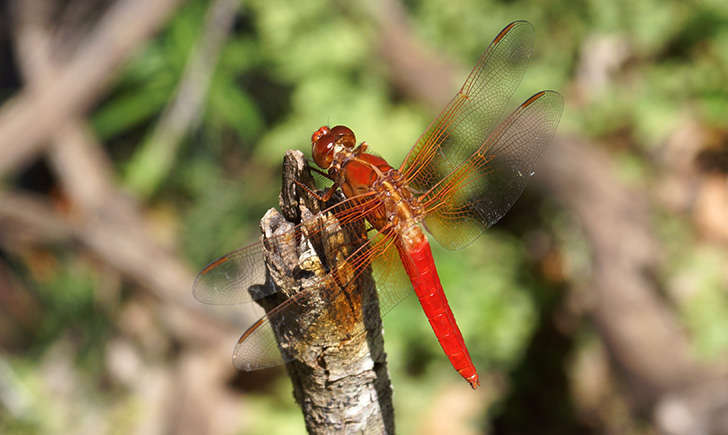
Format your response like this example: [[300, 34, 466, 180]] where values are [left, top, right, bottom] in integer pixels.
[[233, 317, 285, 370], [192, 242, 273, 305], [232, 231, 399, 370], [421, 90, 564, 249], [369, 232, 413, 316], [193, 193, 380, 305], [400, 20, 535, 188]]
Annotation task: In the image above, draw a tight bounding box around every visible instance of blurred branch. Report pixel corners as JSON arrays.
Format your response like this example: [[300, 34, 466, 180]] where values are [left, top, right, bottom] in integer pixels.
[[373, 0, 457, 111], [9, 0, 241, 346], [372, 2, 728, 434], [0, 188, 236, 341], [6, 5, 259, 430], [535, 138, 728, 435], [0, 190, 72, 245], [0, 0, 184, 176], [125, 0, 241, 198], [538, 136, 701, 394], [261, 151, 394, 434]]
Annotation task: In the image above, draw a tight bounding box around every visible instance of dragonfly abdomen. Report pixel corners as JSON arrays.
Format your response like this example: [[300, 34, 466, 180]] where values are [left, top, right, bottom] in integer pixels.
[[396, 226, 480, 389]]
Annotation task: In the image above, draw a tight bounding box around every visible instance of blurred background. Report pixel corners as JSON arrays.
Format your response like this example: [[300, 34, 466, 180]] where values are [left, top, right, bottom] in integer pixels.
[[1, 0, 727, 434]]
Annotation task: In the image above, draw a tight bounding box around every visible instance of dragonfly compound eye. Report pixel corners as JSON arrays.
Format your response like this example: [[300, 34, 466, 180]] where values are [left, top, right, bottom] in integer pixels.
[[330, 125, 356, 149], [311, 125, 330, 144], [312, 132, 335, 169]]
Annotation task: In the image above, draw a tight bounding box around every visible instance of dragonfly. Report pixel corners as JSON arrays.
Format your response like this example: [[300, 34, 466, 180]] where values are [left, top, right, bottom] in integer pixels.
[[193, 20, 563, 389]]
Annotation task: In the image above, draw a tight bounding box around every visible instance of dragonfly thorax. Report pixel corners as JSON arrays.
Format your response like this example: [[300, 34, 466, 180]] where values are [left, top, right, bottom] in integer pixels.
[[368, 169, 425, 235], [312, 125, 426, 236]]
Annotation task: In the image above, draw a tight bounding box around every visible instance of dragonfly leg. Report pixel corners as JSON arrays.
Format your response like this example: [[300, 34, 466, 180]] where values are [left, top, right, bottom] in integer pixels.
[[309, 166, 333, 179], [294, 180, 339, 203], [320, 185, 338, 202]]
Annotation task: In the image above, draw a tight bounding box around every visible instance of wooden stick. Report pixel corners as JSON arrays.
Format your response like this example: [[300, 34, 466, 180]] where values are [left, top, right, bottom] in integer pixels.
[[259, 150, 394, 434]]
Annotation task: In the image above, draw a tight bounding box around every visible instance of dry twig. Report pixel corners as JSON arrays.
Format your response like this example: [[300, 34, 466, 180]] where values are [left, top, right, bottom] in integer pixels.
[[259, 151, 394, 434]]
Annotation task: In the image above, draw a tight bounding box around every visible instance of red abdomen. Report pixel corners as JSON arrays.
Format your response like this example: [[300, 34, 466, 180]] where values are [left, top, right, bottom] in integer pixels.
[[395, 229, 480, 389]]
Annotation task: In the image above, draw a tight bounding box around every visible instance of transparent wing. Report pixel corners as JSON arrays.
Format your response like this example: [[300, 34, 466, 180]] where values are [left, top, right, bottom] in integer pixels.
[[419, 91, 564, 249], [192, 243, 270, 305], [232, 230, 411, 370], [192, 193, 378, 305], [369, 232, 414, 316], [400, 20, 535, 189]]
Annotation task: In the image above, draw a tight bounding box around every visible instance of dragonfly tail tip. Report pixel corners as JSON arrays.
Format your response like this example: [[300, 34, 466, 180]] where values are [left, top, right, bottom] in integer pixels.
[[466, 373, 480, 390]]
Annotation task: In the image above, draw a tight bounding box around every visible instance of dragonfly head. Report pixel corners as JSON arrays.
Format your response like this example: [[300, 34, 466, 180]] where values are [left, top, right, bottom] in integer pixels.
[[311, 125, 356, 169]]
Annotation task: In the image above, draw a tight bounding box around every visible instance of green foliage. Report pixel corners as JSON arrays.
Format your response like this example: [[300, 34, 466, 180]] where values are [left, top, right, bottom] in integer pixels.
[[659, 215, 728, 359], [681, 248, 728, 359], [10, 0, 728, 432], [28, 258, 111, 368], [246, 0, 428, 166], [0, 257, 115, 434]]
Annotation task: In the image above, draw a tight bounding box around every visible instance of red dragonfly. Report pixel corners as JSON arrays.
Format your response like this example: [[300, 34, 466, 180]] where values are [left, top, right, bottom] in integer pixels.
[[193, 21, 563, 389]]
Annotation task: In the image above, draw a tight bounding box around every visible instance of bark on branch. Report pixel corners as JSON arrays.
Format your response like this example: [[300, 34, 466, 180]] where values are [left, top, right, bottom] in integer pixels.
[[259, 150, 394, 434]]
